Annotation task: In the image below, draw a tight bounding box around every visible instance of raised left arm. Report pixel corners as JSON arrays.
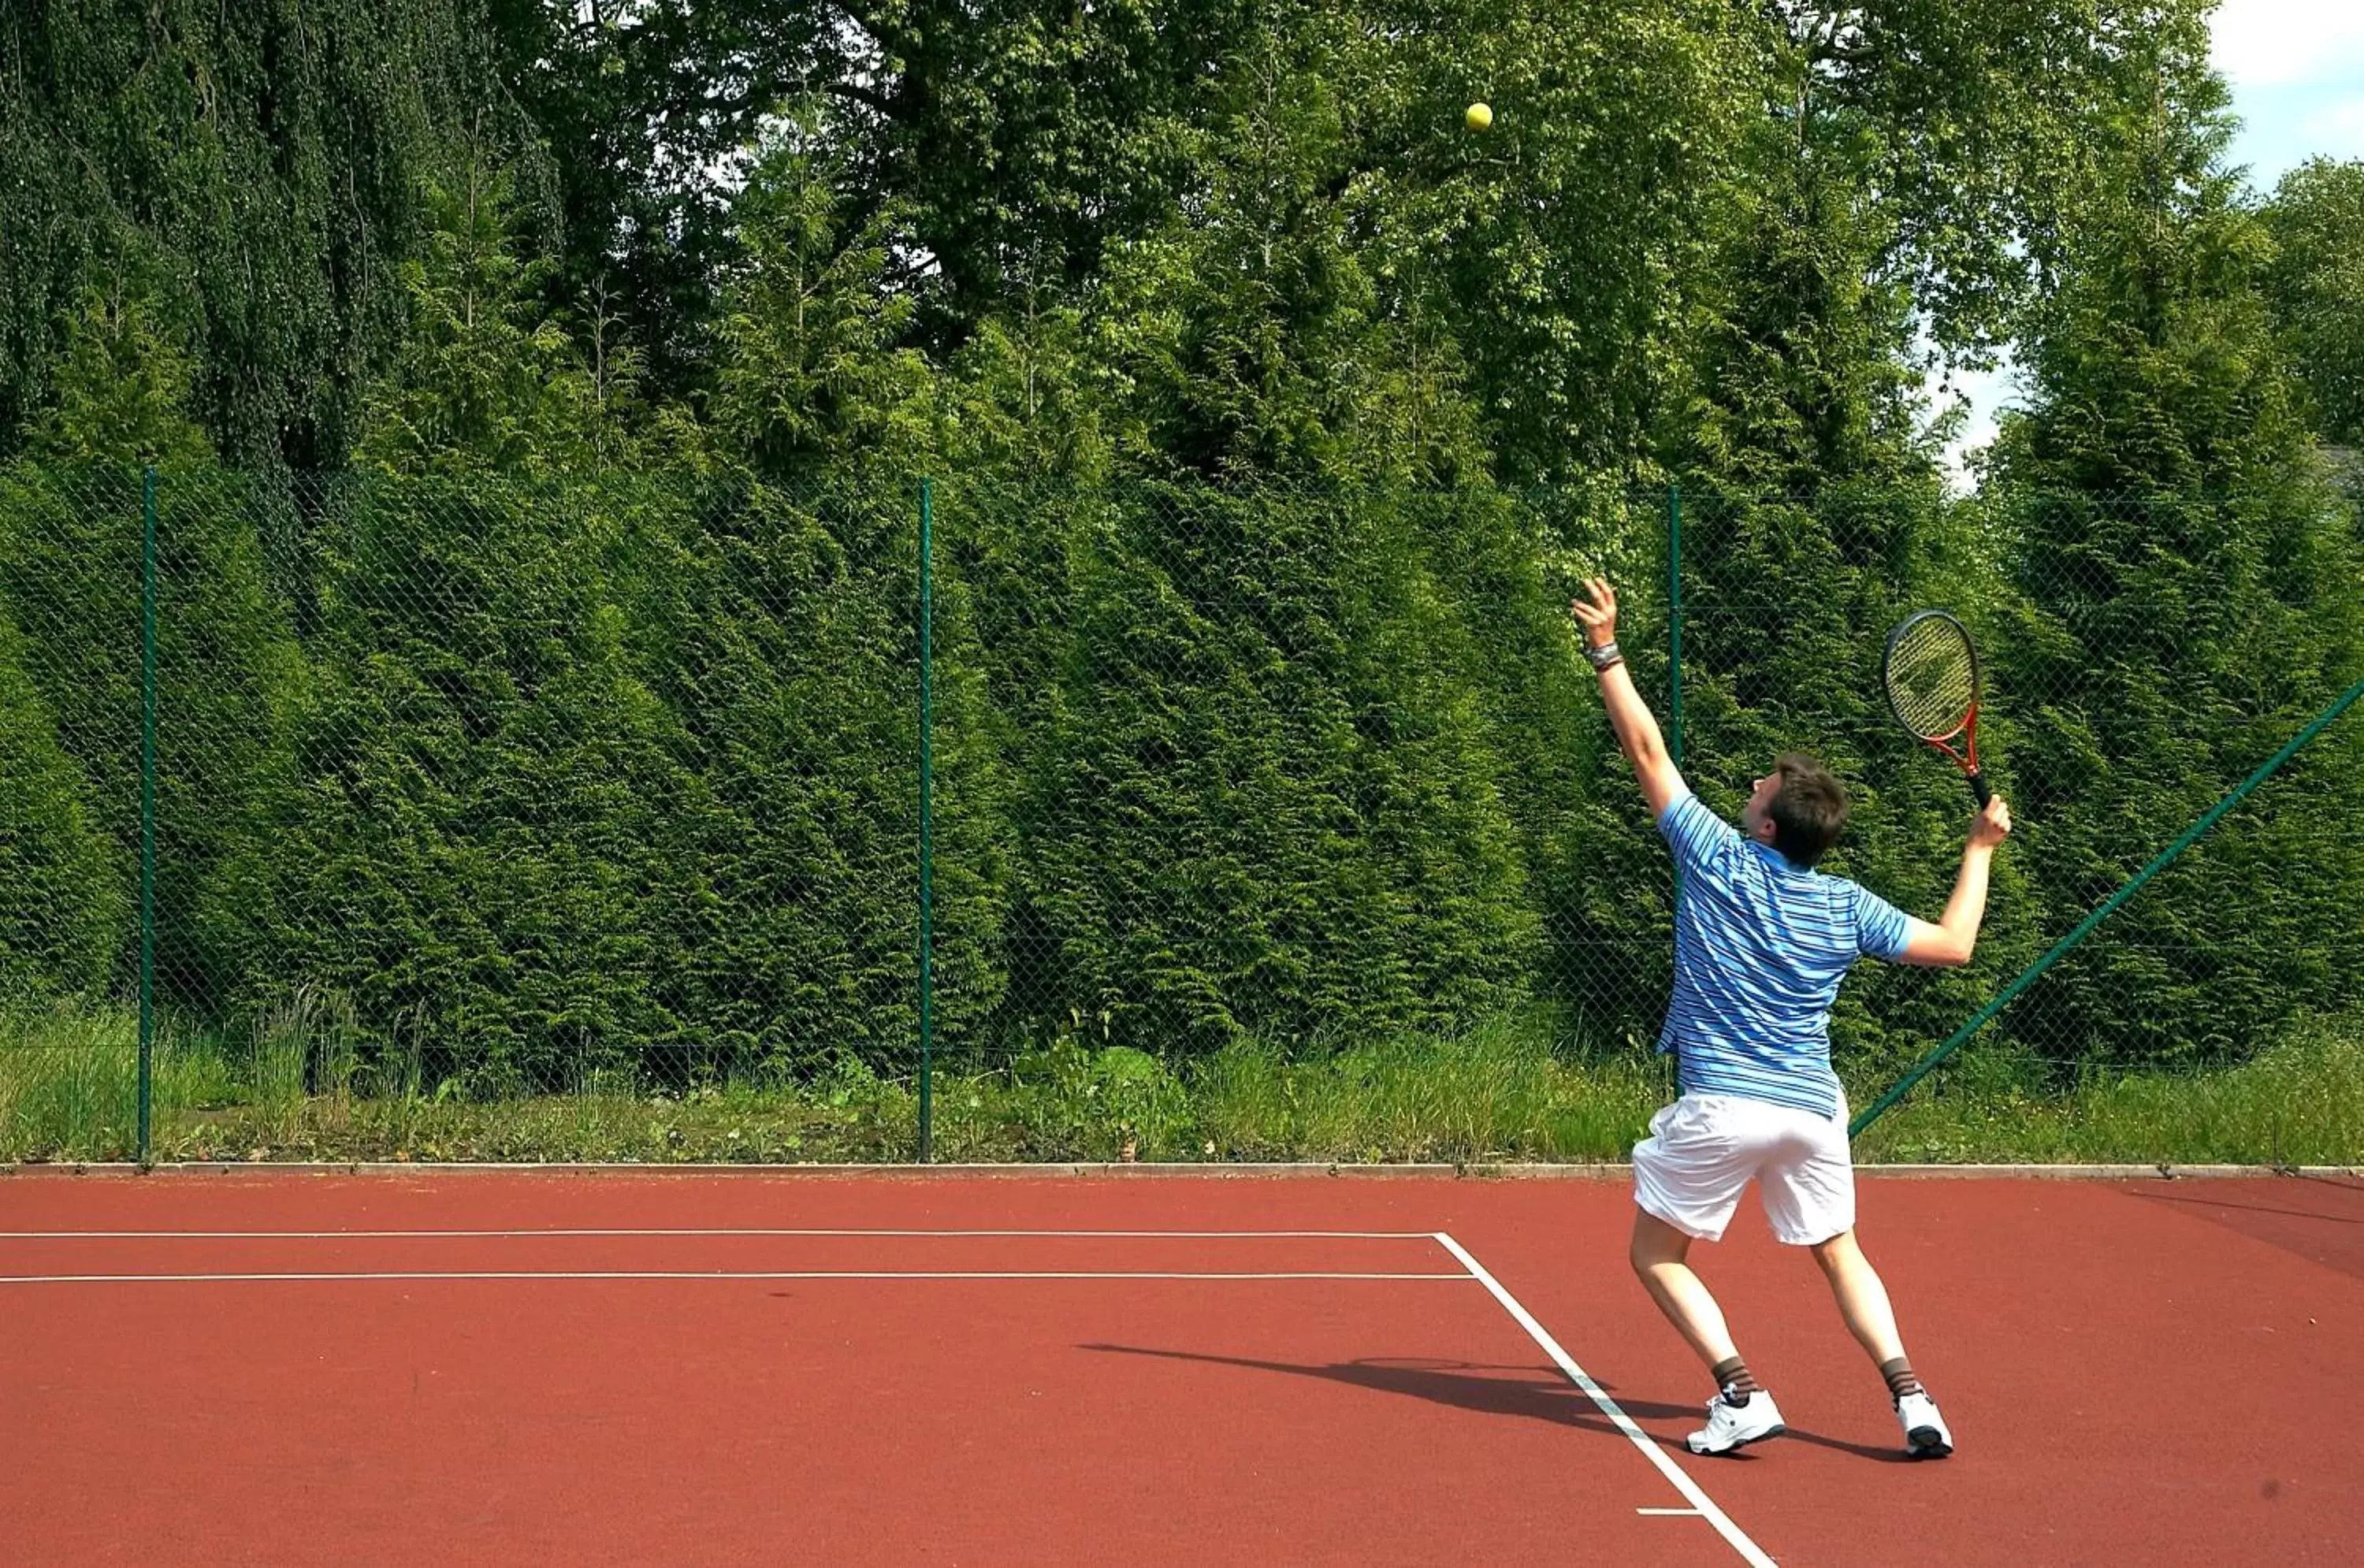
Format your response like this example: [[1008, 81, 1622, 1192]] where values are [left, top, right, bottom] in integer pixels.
[[1572, 578, 1686, 819]]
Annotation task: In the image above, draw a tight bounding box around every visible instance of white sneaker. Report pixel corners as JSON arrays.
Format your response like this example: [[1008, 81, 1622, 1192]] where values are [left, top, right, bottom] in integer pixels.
[[1896, 1391, 1953, 1458], [1686, 1390, 1786, 1455]]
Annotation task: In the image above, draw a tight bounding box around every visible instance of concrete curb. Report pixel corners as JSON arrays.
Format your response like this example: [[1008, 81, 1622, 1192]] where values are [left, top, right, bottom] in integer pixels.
[[7, 1160, 2358, 1180]]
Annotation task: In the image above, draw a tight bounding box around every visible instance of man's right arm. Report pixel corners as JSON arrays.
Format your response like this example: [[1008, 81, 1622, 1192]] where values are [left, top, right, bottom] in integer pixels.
[[1898, 797, 2013, 967]]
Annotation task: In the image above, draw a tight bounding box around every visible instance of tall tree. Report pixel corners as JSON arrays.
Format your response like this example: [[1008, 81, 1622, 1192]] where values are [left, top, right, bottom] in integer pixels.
[[0, 0, 534, 464], [698, 110, 937, 479], [1985, 33, 2364, 1067], [219, 172, 704, 1083], [480, 0, 841, 395], [1, 284, 298, 1009], [356, 158, 642, 475], [2262, 158, 2364, 450], [0, 604, 121, 1004]]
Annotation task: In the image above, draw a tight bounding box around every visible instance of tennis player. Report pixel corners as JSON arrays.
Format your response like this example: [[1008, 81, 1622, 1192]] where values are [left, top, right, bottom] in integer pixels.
[[1570, 578, 2011, 1459]]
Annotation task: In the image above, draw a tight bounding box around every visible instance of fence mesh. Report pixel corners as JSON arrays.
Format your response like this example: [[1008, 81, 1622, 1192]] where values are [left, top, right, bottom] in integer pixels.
[[4, 466, 2360, 1162]]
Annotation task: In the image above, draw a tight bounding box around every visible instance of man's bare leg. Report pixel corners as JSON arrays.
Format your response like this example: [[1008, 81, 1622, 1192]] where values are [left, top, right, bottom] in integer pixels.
[[1807, 1228, 1907, 1363], [1810, 1228, 1953, 1456], [1631, 1209, 1786, 1453], [1628, 1209, 1741, 1367]]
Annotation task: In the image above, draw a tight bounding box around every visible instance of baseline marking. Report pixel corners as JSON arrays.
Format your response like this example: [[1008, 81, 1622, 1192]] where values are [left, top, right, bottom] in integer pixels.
[[0, 1228, 1438, 1240], [1433, 1232, 1777, 1568], [0, 1269, 1473, 1286]]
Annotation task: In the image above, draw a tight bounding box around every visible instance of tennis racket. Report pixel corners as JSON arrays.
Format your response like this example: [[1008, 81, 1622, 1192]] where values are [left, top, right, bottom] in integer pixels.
[[1882, 609, 1990, 806]]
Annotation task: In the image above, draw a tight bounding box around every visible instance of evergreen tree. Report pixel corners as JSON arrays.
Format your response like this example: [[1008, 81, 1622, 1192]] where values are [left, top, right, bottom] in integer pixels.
[[924, 19, 1585, 1055], [0, 605, 121, 1003], [700, 112, 938, 480], [1634, 29, 2046, 1076], [1, 284, 296, 1011], [2262, 158, 2364, 449], [356, 162, 645, 476], [660, 126, 1008, 1072], [225, 170, 702, 1086], [1987, 43, 2364, 1066], [0, 0, 534, 463]]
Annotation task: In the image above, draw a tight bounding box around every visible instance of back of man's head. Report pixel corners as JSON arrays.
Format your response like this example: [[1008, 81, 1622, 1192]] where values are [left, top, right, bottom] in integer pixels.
[[1769, 754, 1849, 868]]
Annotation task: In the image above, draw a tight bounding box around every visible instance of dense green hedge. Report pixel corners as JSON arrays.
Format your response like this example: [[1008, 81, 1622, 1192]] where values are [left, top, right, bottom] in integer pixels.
[[0, 604, 121, 1001], [0, 467, 294, 1009], [948, 482, 1564, 1054], [2, 468, 2360, 1089]]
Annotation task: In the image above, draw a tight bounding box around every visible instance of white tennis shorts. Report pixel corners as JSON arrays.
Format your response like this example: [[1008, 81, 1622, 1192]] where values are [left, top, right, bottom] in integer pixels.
[[1631, 1093, 1856, 1246]]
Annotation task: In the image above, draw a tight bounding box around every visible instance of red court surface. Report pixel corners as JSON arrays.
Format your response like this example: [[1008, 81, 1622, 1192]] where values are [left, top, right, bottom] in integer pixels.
[[4, 1170, 2361, 1566]]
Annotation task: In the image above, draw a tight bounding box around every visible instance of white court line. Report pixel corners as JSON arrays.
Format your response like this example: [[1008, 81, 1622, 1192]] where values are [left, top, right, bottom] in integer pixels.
[[0, 1269, 1473, 1286], [0, 1228, 1438, 1240], [1433, 1233, 1777, 1568]]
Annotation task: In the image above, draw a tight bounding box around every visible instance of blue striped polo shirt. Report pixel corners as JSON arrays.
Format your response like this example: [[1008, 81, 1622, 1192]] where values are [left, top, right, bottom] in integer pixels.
[[1657, 790, 1912, 1117]]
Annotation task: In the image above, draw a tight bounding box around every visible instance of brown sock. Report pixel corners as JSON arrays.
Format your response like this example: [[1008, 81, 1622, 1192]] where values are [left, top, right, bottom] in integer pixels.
[[1711, 1355, 1761, 1406], [1880, 1357, 1924, 1401]]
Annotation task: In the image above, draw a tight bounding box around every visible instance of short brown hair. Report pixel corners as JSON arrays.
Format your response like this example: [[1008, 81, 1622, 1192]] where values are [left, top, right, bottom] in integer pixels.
[[1768, 754, 1849, 868]]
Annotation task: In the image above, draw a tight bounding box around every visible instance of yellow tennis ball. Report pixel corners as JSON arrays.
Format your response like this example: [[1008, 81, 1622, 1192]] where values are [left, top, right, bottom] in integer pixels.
[[1466, 102, 1492, 132]]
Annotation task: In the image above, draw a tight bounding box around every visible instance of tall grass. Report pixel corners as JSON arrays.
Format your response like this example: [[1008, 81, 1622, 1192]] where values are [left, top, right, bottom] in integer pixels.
[[0, 1005, 139, 1157], [4, 1001, 2359, 1165], [0, 1003, 237, 1160], [1855, 1022, 2364, 1165], [1192, 1017, 1672, 1161]]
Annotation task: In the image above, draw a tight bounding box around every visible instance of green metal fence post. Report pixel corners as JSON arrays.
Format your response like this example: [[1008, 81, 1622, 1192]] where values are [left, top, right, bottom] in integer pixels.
[[1666, 481, 1683, 768], [138, 465, 158, 1167], [1851, 670, 2364, 1139], [916, 477, 935, 1163]]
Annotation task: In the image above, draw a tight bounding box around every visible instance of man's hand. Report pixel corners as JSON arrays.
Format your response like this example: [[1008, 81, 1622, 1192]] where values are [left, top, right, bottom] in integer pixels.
[[1570, 578, 1619, 649], [1968, 795, 2012, 851], [1901, 793, 2013, 967]]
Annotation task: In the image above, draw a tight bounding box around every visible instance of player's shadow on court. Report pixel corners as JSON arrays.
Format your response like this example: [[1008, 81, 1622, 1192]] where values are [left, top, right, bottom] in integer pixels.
[[2133, 1184, 2364, 1224], [2127, 1174, 2364, 1280], [1079, 1343, 1909, 1463]]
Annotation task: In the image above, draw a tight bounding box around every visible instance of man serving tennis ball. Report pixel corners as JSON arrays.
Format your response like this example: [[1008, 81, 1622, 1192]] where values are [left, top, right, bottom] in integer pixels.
[[1571, 578, 2012, 1460]]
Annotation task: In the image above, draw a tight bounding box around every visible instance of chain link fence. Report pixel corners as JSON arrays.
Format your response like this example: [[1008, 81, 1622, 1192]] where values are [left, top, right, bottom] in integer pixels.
[[4, 466, 2361, 1161], [1665, 483, 2364, 1154]]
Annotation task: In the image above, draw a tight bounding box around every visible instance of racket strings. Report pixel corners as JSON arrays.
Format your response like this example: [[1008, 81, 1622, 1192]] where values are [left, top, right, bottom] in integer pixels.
[[1886, 619, 1976, 739]]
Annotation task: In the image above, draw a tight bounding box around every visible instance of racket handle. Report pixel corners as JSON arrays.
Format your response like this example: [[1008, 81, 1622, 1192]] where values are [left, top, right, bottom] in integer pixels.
[[1967, 768, 1991, 808]]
